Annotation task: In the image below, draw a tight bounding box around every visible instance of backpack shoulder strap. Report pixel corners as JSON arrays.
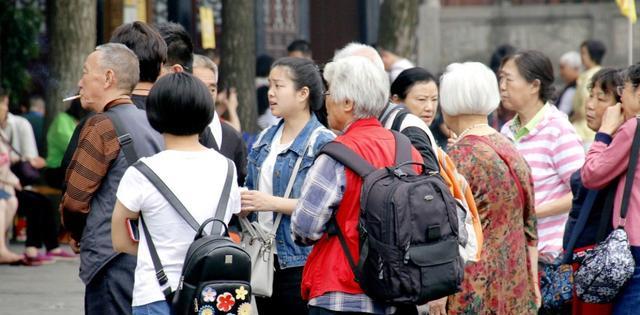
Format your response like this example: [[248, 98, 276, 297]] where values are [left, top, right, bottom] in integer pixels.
[[210, 159, 235, 235], [133, 161, 201, 231], [391, 108, 411, 132], [319, 141, 375, 178], [619, 117, 640, 223], [391, 130, 412, 165], [104, 110, 139, 166]]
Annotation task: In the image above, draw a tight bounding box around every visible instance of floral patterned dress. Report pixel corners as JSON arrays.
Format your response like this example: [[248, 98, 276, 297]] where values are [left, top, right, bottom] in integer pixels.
[[447, 133, 538, 314]]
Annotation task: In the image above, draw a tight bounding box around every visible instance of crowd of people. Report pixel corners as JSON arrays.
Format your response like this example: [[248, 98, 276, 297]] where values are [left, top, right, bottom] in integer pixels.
[[0, 19, 638, 315]]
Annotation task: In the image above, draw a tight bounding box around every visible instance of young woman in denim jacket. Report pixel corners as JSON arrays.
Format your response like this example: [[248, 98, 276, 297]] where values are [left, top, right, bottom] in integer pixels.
[[241, 57, 335, 315]]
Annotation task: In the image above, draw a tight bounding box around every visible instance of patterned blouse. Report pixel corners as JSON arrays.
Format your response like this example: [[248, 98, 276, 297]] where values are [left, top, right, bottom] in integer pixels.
[[447, 133, 538, 315]]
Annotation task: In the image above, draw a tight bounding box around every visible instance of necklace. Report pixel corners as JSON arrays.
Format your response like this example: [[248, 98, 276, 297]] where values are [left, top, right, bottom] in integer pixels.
[[456, 123, 490, 140]]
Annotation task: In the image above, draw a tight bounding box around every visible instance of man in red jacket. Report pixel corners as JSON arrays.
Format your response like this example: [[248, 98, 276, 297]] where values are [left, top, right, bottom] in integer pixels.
[[291, 56, 423, 315]]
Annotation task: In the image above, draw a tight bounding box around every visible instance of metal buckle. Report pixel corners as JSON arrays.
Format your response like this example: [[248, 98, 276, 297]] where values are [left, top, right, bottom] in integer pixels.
[[118, 134, 133, 146]]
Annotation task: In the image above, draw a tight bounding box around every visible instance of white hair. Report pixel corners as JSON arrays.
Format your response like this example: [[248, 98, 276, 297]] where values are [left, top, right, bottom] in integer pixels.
[[95, 43, 139, 92], [439, 62, 500, 116], [333, 42, 385, 71], [323, 56, 389, 119], [560, 51, 582, 70], [193, 54, 218, 80]]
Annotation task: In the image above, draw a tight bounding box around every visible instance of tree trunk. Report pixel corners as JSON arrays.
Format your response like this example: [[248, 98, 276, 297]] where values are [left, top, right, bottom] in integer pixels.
[[45, 0, 96, 127], [220, 0, 257, 133], [377, 0, 419, 60]]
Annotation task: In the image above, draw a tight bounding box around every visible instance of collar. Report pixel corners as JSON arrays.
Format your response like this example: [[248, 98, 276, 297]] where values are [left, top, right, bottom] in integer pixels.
[[342, 117, 382, 135], [104, 97, 133, 112], [510, 103, 548, 141], [255, 114, 322, 156]]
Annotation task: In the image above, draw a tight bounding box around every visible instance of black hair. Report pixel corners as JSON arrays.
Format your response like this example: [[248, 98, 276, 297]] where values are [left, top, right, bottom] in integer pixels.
[[390, 67, 437, 100], [589, 68, 622, 102], [489, 44, 516, 74], [287, 39, 311, 56], [155, 22, 194, 73], [146, 72, 213, 135], [271, 57, 324, 112], [581, 40, 607, 65], [502, 50, 555, 103], [110, 21, 168, 83], [0, 85, 7, 98], [256, 54, 274, 77], [619, 63, 640, 92]]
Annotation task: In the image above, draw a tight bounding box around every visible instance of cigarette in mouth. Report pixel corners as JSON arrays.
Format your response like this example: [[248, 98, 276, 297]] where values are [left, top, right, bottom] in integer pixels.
[[62, 95, 81, 102]]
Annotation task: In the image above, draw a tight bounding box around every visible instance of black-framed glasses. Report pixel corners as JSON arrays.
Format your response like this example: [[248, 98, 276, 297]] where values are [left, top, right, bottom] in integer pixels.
[[323, 91, 330, 97]]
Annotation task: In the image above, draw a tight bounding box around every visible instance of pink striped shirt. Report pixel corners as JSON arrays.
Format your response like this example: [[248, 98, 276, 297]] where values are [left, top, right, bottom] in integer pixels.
[[502, 104, 585, 256], [581, 118, 640, 246]]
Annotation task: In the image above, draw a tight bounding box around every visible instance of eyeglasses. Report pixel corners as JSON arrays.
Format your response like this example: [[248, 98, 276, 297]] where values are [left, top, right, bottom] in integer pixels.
[[323, 91, 330, 97]]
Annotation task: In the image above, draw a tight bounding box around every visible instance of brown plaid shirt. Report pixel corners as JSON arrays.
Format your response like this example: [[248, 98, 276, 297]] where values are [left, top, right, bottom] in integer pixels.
[[60, 98, 131, 241]]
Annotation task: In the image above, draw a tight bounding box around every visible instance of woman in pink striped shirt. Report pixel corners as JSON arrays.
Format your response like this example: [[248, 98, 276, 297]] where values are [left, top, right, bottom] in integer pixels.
[[499, 50, 585, 261], [581, 64, 640, 314]]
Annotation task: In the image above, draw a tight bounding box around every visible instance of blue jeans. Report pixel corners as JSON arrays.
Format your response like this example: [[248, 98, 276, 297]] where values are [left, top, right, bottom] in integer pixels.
[[132, 300, 172, 315], [613, 246, 640, 315]]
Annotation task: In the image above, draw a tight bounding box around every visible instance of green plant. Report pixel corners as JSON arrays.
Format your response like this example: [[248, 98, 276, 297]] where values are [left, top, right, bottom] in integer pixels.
[[0, 0, 43, 105]]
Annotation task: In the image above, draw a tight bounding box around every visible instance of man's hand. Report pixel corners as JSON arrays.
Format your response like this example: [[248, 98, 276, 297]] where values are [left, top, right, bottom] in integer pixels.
[[70, 239, 81, 254]]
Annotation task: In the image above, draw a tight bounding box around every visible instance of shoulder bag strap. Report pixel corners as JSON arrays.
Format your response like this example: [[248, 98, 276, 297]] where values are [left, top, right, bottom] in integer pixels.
[[561, 190, 598, 264], [270, 127, 322, 234], [105, 110, 139, 166], [619, 117, 640, 225], [139, 216, 173, 299]]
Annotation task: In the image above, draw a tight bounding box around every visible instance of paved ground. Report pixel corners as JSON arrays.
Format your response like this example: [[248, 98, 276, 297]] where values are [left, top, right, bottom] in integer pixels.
[[0, 243, 83, 315]]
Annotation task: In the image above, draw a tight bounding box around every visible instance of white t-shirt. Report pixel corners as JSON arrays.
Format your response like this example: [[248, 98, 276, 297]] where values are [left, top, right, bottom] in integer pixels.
[[208, 110, 223, 147], [257, 126, 291, 235], [116, 149, 241, 307], [382, 105, 439, 162]]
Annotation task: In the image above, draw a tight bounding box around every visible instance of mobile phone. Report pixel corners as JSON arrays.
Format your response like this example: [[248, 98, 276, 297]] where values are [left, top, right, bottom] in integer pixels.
[[126, 218, 140, 242]]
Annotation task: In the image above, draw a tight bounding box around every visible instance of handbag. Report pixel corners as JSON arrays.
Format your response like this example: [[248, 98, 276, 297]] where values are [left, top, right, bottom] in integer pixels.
[[540, 190, 599, 311], [238, 153, 304, 297], [574, 118, 640, 304]]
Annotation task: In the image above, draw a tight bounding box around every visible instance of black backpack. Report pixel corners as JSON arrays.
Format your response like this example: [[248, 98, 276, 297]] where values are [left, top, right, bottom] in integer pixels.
[[133, 161, 252, 315], [319, 130, 463, 305]]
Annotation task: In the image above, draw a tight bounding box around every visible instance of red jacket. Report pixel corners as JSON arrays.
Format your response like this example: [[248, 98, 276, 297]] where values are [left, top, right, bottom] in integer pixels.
[[301, 117, 423, 300]]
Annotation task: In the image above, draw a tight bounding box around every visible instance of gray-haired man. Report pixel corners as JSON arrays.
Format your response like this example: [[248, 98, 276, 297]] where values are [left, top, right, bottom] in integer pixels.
[[60, 43, 163, 315]]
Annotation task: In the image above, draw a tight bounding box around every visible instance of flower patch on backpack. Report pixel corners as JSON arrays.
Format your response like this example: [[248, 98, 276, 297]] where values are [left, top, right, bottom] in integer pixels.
[[216, 292, 235, 312], [199, 305, 215, 315], [201, 286, 217, 303], [238, 302, 251, 315], [235, 286, 248, 301]]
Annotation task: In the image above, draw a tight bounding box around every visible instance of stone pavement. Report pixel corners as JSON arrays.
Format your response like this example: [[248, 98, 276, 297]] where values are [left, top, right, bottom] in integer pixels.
[[0, 243, 83, 315]]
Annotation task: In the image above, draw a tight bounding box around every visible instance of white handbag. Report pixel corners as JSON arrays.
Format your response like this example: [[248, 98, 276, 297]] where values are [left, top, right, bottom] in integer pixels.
[[239, 153, 304, 297]]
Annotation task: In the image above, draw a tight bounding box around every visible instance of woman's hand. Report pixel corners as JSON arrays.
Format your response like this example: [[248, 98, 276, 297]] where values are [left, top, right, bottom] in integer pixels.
[[427, 297, 447, 315], [241, 190, 276, 212], [29, 156, 46, 169], [599, 103, 625, 135]]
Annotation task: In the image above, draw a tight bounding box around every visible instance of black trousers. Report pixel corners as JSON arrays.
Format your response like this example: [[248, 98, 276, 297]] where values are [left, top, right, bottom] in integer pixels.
[[18, 190, 59, 251], [85, 254, 136, 315], [256, 257, 308, 315]]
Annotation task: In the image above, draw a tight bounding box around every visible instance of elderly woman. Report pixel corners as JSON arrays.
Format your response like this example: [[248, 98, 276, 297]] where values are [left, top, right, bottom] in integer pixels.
[[441, 62, 539, 314], [499, 50, 585, 262], [581, 64, 640, 314], [291, 56, 423, 315]]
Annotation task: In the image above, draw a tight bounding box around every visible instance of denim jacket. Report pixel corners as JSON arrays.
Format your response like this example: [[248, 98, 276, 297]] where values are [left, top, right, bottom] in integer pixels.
[[245, 114, 335, 268]]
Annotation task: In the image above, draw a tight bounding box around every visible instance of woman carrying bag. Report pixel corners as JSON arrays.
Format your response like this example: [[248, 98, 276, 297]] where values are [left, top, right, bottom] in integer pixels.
[[581, 64, 640, 314], [240, 57, 335, 315]]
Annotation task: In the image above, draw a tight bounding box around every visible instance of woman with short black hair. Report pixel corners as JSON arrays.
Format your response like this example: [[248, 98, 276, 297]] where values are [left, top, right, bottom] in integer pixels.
[[111, 72, 241, 315]]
